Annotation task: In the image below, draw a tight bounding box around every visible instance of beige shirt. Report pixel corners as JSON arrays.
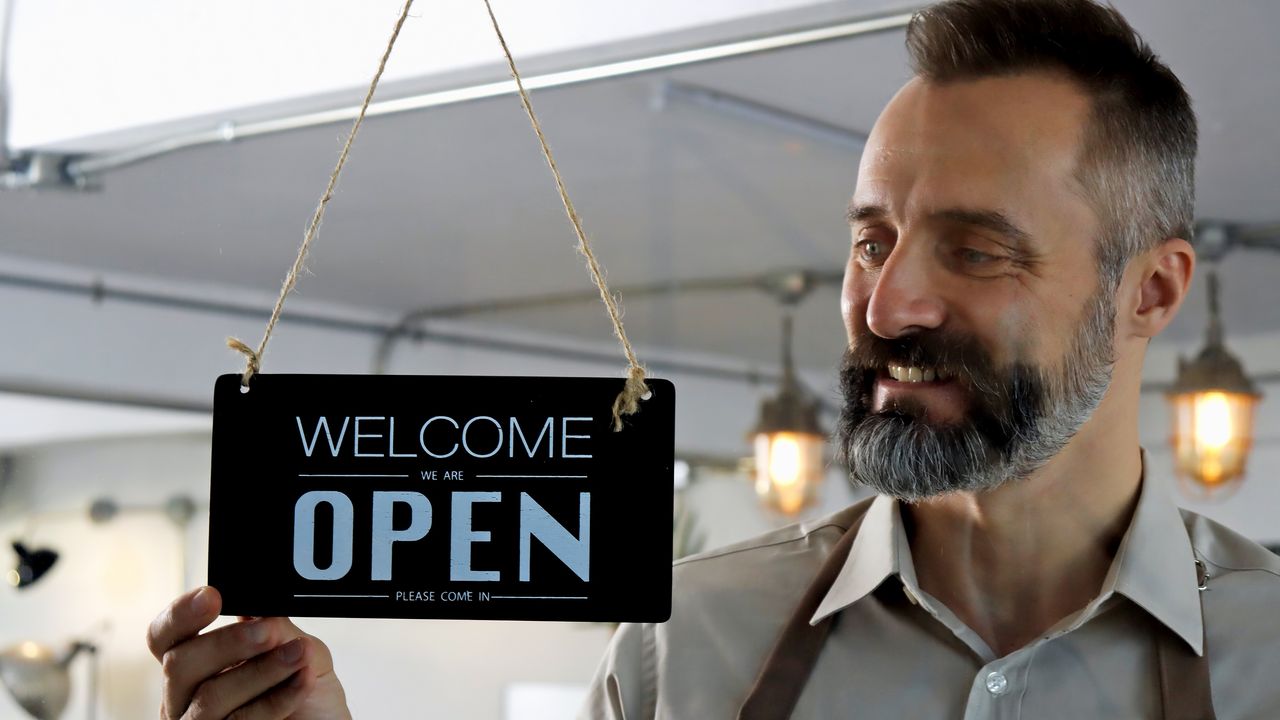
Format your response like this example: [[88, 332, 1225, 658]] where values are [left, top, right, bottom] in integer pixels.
[[581, 464, 1280, 719]]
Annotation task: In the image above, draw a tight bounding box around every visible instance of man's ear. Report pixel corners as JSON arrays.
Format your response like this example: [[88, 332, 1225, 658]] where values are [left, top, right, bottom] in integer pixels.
[[1127, 237, 1195, 339]]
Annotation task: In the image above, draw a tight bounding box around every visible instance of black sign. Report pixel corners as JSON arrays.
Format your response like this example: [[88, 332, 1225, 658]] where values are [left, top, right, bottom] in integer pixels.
[[209, 374, 674, 622]]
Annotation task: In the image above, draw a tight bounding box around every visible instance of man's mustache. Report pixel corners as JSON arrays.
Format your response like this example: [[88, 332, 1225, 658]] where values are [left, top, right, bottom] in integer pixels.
[[841, 326, 1001, 397], [839, 325, 1047, 444]]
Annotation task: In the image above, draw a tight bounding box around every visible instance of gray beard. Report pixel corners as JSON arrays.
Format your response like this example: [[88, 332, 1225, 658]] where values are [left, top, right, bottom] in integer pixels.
[[837, 290, 1117, 501]]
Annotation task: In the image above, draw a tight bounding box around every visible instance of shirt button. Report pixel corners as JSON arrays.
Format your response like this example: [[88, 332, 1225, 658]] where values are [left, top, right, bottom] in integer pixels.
[[985, 671, 1009, 696]]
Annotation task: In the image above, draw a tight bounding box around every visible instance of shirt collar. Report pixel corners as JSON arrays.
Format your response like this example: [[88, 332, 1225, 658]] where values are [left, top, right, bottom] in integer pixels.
[[808, 451, 1204, 655], [811, 493, 902, 624], [1108, 450, 1205, 655]]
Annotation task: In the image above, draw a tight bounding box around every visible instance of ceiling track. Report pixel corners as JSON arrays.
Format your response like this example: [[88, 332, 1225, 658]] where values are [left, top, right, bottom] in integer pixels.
[[3, 265, 1279, 420], [0, 7, 916, 188], [0, 268, 803, 391], [371, 268, 844, 374]]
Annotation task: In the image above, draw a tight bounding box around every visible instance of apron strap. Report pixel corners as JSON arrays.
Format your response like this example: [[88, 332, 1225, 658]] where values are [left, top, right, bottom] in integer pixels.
[[1157, 628, 1216, 720], [1156, 559, 1216, 720], [737, 511, 1217, 720], [737, 516, 864, 720]]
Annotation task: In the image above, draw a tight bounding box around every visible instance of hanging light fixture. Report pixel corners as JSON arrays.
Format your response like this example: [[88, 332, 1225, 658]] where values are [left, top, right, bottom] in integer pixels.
[[751, 312, 825, 515], [0, 640, 98, 720], [7, 542, 58, 590], [1166, 267, 1262, 494]]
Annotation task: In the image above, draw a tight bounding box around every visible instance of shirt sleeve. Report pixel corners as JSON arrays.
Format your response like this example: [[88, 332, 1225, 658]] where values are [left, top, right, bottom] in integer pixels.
[[577, 622, 658, 720]]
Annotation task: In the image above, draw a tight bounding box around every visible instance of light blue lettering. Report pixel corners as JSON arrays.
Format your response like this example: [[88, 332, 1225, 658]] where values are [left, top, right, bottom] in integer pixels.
[[353, 416, 385, 458], [519, 492, 590, 582], [296, 416, 350, 458], [419, 416, 459, 459], [509, 417, 554, 458], [370, 491, 432, 581], [561, 417, 593, 459], [293, 491, 354, 581], [450, 492, 501, 581], [462, 416, 503, 459]]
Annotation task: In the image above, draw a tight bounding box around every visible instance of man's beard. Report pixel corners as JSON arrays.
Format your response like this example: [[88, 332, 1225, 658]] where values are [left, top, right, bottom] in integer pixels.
[[836, 290, 1117, 501]]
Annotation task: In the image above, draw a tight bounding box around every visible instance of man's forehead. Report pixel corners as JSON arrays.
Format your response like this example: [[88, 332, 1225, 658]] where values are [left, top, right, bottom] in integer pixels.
[[863, 74, 1091, 165], [852, 73, 1093, 219]]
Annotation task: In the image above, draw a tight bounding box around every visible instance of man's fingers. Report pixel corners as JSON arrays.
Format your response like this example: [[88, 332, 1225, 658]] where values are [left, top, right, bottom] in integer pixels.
[[149, 590, 331, 720], [182, 638, 312, 720], [161, 617, 302, 718], [148, 587, 221, 661], [223, 670, 315, 720]]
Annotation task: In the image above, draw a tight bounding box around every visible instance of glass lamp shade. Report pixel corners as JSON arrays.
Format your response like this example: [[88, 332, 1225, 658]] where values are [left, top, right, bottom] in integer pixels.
[[0, 642, 70, 720], [1165, 267, 1263, 496], [753, 431, 824, 516], [1169, 390, 1259, 491]]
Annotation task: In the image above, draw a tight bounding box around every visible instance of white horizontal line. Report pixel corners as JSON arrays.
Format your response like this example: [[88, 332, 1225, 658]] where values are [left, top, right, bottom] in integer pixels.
[[490, 596, 589, 600], [298, 473, 409, 477], [294, 594, 390, 598], [473, 474, 588, 479]]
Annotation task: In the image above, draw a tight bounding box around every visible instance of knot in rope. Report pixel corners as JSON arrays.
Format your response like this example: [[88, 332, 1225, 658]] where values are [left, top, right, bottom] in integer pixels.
[[610, 364, 650, 431], [226, 336, 261, 387]]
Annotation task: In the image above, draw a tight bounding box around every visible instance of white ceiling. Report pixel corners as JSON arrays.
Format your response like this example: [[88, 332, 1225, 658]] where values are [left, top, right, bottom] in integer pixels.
[[5, 0, 827, 148], [2, 0, 1278, 380]]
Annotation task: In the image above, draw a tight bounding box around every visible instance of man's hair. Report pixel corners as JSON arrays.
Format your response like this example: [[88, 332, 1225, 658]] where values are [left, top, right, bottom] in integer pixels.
[[905, 0, 1197, 290]]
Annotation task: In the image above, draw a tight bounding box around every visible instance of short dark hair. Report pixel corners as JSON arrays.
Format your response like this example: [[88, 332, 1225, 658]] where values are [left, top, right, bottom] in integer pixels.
[[905, 0, 1197, 289]]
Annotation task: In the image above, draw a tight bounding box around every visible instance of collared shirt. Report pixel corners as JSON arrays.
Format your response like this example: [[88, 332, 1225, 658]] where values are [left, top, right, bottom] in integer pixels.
[[580, 463, 1280, 719]]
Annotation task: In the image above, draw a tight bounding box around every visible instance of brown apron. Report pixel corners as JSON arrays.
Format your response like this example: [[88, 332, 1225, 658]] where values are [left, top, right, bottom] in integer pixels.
[[737, 514, 1216, 720]]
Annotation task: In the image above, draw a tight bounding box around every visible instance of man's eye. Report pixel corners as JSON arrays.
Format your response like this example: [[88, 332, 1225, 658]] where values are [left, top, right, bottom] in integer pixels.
[[857, 239, 889, 264], [959, 247, 999, 264]]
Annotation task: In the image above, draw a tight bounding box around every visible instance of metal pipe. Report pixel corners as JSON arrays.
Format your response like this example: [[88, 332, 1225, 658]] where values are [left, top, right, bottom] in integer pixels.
[[0, 377, 213, 413], [370, 269, 843, 373], [659, 80, 869, 150], [0, 269, 788, 388], [64, 8, 916, 178]]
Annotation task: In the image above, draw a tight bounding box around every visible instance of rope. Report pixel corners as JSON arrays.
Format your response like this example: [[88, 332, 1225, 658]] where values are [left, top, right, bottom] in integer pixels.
[[229, 0, 651, 432], [227, 0, 416, 387], [480, 0, 649, 430]]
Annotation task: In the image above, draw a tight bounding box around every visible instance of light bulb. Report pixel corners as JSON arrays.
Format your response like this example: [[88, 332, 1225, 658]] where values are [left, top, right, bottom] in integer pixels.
[[768, 434, 803, 488], [1194, 392, 1233, 450]]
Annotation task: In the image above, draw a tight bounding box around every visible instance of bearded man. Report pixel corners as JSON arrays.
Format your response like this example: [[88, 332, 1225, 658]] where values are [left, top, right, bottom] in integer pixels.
[[579, 1, 1280, 717], [147, 0, 1280, 718]]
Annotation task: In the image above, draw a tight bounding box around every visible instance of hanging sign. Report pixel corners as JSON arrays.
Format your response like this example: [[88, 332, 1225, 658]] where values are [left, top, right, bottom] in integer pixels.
[[208, 373, 674, 623]]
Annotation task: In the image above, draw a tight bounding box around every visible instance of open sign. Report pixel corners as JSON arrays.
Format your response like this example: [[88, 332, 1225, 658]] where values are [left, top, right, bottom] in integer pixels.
[[208, 374, 674, 622]]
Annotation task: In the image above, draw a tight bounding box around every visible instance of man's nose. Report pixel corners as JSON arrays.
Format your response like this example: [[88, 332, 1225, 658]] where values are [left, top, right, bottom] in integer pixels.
[[865, 246, 946, 338]]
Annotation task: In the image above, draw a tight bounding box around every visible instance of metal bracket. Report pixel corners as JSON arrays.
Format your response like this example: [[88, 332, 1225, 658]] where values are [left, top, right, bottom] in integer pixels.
[[1, 151, 98, 191], [1194, 219, 1280, 263]]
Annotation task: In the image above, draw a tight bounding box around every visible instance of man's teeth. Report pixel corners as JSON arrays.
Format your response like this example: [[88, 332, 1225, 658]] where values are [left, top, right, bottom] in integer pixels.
[[888, 365, 941, 383]]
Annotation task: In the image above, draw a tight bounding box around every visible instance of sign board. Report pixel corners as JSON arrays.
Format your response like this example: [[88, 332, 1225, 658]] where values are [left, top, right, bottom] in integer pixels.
[[208, 374, 674, 623]]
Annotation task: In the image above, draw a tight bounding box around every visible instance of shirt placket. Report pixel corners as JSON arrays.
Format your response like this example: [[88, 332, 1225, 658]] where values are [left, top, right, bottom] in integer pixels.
[[961, 648, 1033, 720]]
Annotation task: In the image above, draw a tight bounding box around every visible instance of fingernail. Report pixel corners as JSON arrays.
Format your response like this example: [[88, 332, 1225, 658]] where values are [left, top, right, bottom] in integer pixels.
[[278, 639, 305, 665], [191, 587, 213, 613]]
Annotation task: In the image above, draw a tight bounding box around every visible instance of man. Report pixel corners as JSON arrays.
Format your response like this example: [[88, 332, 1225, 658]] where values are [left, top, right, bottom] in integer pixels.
[[147, 0, 1280, 718]]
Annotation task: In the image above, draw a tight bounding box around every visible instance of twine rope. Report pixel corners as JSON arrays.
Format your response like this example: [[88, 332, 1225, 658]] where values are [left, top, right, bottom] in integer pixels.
[[480, 0, 649, 430], [227, 0, 417, 387], [229, 0, 649, 431]]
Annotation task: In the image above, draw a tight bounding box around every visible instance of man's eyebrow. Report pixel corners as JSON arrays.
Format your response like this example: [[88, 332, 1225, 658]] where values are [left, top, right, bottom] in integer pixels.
[[846, 203, 887, 225], [933, 208, 1034, 249]]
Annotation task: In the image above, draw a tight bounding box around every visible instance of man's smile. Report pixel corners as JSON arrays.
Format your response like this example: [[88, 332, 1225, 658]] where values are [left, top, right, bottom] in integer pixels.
[[872, 364, 971, 423]]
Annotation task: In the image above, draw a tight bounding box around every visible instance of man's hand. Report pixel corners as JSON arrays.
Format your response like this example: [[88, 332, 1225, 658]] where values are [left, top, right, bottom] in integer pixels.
[[148, 587, 352, 720]]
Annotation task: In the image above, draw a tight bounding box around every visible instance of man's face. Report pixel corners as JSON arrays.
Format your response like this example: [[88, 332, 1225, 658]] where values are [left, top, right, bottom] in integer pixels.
[[838, 72, 1118, 500]]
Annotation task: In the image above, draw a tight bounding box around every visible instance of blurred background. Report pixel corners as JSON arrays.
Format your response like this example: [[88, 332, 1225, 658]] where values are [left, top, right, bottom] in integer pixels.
[[0, 0, 1277, 717]]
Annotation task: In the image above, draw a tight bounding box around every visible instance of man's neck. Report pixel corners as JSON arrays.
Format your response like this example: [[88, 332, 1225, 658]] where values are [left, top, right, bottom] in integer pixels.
[[902, 396, 1144, 658]]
